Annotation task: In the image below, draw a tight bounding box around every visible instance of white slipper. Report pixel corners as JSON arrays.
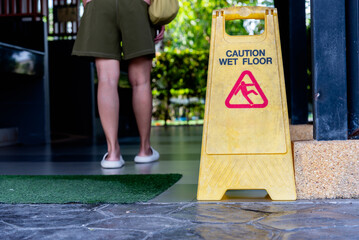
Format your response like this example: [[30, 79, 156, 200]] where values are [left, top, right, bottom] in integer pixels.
[[101, 153, 125, 169], [134, 147, 160, 163]]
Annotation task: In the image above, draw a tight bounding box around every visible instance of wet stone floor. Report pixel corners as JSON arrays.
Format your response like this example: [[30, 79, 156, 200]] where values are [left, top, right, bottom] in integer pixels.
[[1, 200, 359, 240], [1, 127, 359, 239]]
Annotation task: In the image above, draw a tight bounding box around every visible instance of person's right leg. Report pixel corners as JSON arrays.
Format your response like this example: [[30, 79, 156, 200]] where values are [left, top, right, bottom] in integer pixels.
[[96, 58, 121, 161]]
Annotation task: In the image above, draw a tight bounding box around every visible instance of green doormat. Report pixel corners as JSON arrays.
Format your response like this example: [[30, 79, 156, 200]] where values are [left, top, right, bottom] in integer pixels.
[[0, 174, 182, 204]]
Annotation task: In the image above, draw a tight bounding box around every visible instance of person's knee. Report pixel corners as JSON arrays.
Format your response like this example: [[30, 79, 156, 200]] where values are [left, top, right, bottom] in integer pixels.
[[96, 58, 120, 87], [128, 56, 152, 88], [130, 76, 150, 88], [98, 73, 120, 88]]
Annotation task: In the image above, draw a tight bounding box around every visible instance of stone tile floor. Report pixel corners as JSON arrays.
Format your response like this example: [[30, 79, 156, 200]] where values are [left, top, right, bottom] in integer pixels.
[[1, 200, 359, 239], [0, 126, 359, 239]]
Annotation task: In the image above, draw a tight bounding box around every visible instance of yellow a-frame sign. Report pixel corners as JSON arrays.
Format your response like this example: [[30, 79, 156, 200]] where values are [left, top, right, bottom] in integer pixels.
[[197, 6, 296, 201]]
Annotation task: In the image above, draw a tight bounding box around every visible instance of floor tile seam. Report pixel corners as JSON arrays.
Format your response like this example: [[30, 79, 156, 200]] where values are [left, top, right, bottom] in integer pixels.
[[92, 204, 111, 211], [84, 224, 187, 233], [244, 216, 285, 234], [193, 201, 246, 205], [238, 207, 275, 214], [101, 214, 189, 223], [166, 202, 196, 214], [83, 215, 188, 227], [336, 224, 359, 228], [82, 216, 119, 227], [141, 223, 201, 240], [250, 221, 287, 233], [269, 233, 284, 240], [142, 233, 152, 240], [93, 210, 115, 218], [0, 220, 19, 230], [136, 202, 187, 206], [49, 209, 112, 217], [17, 231, 38, 240], [84, 226, 149, 233], [185, 221, 271, 227], [92, 204, 117, 218], [0, 221, 87, 231], [243, 214, 271, 226], [253, 222, 359, 233], [21, 207, 112, 214]]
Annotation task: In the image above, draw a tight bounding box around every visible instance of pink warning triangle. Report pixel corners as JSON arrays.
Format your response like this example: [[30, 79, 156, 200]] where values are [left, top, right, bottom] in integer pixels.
[[225, 70, 268, 108]]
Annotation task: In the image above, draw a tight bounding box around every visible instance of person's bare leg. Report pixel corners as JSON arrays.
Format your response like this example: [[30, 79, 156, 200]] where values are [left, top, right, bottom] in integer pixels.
[[128, 56, 153, 156], [96, 58, 121, 161]]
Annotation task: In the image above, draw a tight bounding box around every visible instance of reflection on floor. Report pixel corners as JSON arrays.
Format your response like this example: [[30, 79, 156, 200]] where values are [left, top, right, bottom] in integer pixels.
[[1, 126, 359, 239], [0, 126, 203, 202]]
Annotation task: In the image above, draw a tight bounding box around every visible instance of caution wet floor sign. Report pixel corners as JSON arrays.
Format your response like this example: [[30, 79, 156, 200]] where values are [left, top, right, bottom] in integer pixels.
[[197, 6, 296, 200]]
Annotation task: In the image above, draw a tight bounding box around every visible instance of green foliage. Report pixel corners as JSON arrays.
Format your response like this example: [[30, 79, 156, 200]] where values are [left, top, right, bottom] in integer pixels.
[[151, 50, 209, 123], [152, 50, 208, 97], [164, 0, 274, 52], [151, 0, 274, 124]]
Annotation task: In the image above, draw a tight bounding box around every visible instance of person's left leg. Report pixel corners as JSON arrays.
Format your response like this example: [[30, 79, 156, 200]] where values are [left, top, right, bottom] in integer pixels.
[[128, 56, 153, 157]]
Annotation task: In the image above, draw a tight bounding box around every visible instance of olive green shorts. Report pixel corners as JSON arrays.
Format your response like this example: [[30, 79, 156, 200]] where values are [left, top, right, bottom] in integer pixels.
[[72, 0, 156, 60]]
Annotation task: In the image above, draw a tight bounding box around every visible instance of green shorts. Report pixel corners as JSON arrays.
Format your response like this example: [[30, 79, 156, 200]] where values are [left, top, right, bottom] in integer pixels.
[[72, 0, 156, 60]]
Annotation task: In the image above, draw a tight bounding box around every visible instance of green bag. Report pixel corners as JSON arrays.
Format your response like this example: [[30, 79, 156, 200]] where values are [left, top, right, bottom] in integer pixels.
[[149, 0, 179, 25]]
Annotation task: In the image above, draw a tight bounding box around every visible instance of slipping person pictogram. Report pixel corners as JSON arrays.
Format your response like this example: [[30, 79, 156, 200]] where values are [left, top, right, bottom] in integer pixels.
[[225, 70, 268, 109], [234, 81, 258, 105]]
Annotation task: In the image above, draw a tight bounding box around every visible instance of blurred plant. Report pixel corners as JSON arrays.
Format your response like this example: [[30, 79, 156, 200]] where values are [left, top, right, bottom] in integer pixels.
[[151, 0, 274, 124], [151, 50, 209, 125], [164, 0, 274, 52]]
